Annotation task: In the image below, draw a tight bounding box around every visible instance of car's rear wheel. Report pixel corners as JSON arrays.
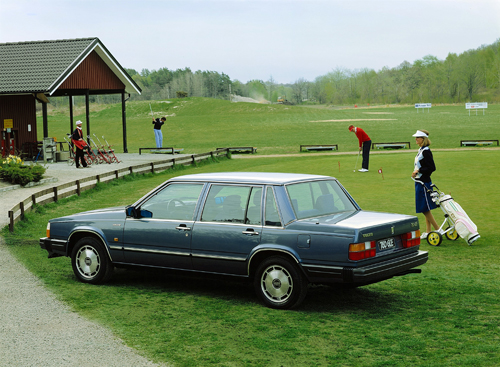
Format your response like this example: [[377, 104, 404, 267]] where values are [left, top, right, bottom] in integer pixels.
[[71, 237, 113, 284], [254, 256, 308, 309]]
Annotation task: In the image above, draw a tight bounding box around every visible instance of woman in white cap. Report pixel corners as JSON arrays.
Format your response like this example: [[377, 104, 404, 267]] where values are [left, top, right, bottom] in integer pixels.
[[71, 120, 89, 169], [411, 129, 439, 239]]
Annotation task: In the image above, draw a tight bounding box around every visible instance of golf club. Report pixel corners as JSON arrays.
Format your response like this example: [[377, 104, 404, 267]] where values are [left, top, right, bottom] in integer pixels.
[[353, 150, 360, 172]]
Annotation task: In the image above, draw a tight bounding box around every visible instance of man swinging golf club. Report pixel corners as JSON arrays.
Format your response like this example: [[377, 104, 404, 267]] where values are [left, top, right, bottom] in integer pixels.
[[349, 125, 371, 172]]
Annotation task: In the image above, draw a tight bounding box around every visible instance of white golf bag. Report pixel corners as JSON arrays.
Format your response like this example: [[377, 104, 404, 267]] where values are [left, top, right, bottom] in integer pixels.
[[435, 193, 480, 245]]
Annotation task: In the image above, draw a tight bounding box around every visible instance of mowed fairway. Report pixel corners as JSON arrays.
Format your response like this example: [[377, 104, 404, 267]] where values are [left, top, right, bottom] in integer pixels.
[[4, 99, 498, 366], [37, 97, 500, 155]]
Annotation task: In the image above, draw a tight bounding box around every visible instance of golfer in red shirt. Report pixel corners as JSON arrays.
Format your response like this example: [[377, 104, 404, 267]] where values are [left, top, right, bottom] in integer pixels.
[[349, 125, 371, 172]]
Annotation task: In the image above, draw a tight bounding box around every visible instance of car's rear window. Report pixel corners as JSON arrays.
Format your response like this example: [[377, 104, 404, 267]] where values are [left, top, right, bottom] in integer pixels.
[[286, 180, 356, 219]]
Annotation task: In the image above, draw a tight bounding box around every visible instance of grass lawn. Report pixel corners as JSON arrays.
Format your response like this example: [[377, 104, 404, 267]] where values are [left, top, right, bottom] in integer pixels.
[[3, 149, 500, 366], [38, 98, 500, 155]]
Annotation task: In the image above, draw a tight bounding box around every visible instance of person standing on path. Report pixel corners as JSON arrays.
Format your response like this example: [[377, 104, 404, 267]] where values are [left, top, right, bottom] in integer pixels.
[[71, 120, 89, 169], [349, 125, 371, 172], [411, 129, 439, 239], [152, 117, 166, 148]]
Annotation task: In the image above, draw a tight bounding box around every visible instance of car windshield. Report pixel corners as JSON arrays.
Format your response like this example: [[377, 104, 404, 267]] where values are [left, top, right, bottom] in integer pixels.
[[286, 179, 356, 219]]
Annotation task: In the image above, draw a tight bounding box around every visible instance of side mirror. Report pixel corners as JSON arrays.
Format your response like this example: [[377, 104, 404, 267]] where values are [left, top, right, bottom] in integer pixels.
[[140, 209, 153, 218], [126, 206, 137, 217]]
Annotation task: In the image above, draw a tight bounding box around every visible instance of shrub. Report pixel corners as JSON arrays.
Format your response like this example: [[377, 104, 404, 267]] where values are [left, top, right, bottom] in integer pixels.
[[0, 155, 46, 186]]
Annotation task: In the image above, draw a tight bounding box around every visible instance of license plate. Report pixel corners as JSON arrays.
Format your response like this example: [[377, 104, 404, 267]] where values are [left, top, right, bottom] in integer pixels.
[[378, 237, 395, 251]]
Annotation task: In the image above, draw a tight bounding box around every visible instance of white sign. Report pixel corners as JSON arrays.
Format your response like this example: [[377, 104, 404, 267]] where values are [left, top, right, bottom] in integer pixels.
[[466, 102, 488, 109], [415, 103, 432, 108]]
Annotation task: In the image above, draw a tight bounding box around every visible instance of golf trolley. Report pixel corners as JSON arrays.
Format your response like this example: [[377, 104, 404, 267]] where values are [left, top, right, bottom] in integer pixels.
[[414, 179, 480, 246]]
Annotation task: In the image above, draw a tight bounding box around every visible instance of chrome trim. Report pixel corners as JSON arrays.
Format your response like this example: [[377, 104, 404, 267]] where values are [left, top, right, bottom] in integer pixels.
[[302, 263, 343, 271], [191, 253, 246, 261], [49, 238, 67, 245], [68, 229, 113, 261], [247, 248, 300, 275], [242, 230, 259, 235], [122, 247, 190, 257], [109, 245, 122, 251]]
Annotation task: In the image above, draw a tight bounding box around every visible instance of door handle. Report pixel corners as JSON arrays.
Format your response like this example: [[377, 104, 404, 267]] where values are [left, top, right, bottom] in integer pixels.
[[242, 229, 259, 236], [176, 224, 191, 231]]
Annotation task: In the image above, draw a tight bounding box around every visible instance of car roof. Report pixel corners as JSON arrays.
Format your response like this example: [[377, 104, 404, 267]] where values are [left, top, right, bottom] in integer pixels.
[[169, 172, 334, 185]]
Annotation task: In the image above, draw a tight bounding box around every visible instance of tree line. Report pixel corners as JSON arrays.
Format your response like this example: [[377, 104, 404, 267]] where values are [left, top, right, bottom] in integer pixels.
[[46, 39, 500, 108], [126, 39, 499, 106]]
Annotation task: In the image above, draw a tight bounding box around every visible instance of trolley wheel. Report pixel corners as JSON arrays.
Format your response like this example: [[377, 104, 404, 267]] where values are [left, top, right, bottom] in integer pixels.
[[427, 231, 443, 246], [445, 227, 459, 241]]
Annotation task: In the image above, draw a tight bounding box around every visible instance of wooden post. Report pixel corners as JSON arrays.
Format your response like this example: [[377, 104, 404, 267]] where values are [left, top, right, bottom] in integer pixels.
[[20, 202, 25, 220], [151, 162, 154, 173], [32, 194, 36, 206], [76, 180, 81, 196], [53, 187, 58, 202], [97, 174, 100, 183], [115, 170, 119, 179], [9, 211, 14, 232]]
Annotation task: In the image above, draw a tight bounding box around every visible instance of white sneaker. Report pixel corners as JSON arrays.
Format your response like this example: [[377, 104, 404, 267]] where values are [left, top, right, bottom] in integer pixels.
[[420, 232, 428, 239], [358, 168, 369, 172]]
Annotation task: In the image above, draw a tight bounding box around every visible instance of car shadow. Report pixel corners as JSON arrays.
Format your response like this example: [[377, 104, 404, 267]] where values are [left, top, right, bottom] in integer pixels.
[[106, 267, 409, 312]]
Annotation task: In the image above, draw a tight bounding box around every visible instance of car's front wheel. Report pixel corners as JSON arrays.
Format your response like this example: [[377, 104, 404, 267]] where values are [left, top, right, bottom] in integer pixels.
[[254, 256, 308, 309], [71, 237, 113, 284]]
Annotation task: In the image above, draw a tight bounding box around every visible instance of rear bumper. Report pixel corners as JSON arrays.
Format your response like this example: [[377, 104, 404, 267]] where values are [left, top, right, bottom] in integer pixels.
[[39, 237, 67, 258], [302, 250, 429, 285]]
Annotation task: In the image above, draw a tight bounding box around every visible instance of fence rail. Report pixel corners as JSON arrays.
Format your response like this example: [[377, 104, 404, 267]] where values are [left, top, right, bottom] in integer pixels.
[[7, 150, 228, 232]]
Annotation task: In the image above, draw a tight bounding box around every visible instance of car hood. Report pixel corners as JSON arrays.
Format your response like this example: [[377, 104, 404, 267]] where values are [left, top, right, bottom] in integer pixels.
[[50, 207, 127, 222]]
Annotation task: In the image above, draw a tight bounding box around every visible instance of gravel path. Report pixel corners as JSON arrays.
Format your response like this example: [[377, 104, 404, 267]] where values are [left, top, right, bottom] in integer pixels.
[[0, 153, 181, 367]]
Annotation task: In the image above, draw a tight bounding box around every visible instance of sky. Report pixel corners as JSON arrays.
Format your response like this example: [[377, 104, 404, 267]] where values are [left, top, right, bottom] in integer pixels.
[[1, 0, 499, 84]]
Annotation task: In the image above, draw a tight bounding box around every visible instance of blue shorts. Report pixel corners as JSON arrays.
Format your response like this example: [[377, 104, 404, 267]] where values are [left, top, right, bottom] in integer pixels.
[[415, 181, 437, 213]]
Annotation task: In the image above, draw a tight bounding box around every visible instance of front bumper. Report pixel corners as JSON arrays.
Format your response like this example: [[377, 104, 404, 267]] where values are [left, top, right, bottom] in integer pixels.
[[39, 237, 67, 258], [302, 250, 429, 285]]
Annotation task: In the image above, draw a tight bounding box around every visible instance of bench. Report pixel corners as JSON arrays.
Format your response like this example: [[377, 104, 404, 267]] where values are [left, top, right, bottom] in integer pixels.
[[300, 144, 338, 152], [460, 140, 499, 147], [217, 147, 257, 154], [372, 142, 411, 150], [139, 147, 184, 155]]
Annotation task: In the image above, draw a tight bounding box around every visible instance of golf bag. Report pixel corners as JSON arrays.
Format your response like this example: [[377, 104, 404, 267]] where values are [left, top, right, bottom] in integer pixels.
[[435, 193, 480, 245], [415, 179, 480, 245]]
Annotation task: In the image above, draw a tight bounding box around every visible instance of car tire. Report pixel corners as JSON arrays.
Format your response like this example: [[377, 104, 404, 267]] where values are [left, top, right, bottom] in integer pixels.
[[254, 256, 308, 309], [71, 237, 113, 284]]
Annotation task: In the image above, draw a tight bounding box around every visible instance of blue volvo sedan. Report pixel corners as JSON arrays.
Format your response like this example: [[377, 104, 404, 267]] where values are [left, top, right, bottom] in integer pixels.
[[40, 172, 427, 309]]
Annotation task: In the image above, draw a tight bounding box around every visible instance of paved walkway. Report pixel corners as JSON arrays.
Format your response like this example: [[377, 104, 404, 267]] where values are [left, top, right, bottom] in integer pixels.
[[0, 152, 185, 367]]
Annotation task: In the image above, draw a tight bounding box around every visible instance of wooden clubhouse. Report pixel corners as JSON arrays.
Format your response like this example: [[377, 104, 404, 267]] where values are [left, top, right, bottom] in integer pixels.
[[0, 37, 141, 159]]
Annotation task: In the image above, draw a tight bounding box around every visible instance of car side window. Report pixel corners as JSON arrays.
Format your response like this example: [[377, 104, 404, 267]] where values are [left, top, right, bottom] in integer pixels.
[[287, 180, 355, 219], [201, 185, 262, 224], [265, 187, 282, 227], [140, 183, 203, 220]]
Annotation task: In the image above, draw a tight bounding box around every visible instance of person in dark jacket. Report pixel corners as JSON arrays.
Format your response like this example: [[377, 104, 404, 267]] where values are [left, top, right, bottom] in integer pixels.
[[411, 129, 439, 239], [349, 125, 371, 172], [152, 117, 166, 148], [71, 120, 89, 169]]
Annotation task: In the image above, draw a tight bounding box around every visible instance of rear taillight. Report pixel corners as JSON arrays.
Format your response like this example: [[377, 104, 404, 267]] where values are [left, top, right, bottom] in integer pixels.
[[402, 230, 421, 248], [349, 241, 376, 261], [46, 223, 50, 238]]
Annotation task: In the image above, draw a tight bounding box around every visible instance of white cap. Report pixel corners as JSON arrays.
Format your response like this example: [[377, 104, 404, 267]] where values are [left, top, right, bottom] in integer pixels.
[[412, 130, 428, 138], [76, 120, 83, 125]]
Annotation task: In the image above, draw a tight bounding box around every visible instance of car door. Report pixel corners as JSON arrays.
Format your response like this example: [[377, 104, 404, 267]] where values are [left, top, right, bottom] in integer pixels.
[[122, 183, 204, 269], [191, 184, 263, 275]]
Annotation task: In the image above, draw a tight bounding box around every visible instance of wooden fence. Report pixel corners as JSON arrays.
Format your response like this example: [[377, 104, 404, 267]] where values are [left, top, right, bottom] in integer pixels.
[[7, 149, 228, 232]]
